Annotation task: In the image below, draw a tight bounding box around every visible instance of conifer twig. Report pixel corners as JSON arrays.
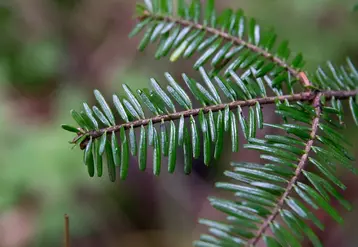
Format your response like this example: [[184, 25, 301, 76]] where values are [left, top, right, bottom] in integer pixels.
[[248, 93, 322, 246], [138, 11, 301, 80], [77, 89, 357, 148]]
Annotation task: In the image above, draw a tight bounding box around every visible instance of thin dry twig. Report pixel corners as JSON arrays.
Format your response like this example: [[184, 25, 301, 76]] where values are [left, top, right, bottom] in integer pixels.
[[64, 214, 70, 247]]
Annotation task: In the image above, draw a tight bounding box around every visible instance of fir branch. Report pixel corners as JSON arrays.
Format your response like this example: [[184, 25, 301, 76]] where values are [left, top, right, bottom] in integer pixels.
[[82, 89, 356, 141], [248, 93, 323, 246], [138, 11, 307, 85], [63, 1, 358, 245]]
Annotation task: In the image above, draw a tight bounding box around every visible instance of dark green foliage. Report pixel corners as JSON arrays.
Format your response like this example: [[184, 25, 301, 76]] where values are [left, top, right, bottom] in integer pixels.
[[62, 0, 358, 246], [64, 66, 271, 180], [61, 124, 81, 133], [131, 0, 308, 90], [194, 103, 354, 247], [354, 3, 358, 11]]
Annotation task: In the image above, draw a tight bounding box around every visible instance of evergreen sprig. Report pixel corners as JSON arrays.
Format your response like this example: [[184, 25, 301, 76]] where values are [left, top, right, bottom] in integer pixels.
[[131, 0, 308, 89], [61, 0, 358, 246], [195, 94, 356, 247]]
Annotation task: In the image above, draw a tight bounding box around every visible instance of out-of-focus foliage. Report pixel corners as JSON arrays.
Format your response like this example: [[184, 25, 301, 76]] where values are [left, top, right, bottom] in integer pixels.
[[0, 5, 63, 92], [0, 88, 101, 244]]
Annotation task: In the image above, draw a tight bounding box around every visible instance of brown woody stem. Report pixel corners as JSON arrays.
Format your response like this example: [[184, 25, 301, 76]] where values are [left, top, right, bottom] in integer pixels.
[[248, 93, 323, 246], [64, 214, 70, 247], [81, 89, 357, 143]]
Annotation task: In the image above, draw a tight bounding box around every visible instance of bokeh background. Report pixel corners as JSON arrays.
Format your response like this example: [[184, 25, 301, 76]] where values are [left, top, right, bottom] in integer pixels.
[[0, 0, 358, 246]]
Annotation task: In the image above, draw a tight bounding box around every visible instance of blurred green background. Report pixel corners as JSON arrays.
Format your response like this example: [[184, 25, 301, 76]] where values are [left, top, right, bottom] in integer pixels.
[[0, 0, 358, 246]]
